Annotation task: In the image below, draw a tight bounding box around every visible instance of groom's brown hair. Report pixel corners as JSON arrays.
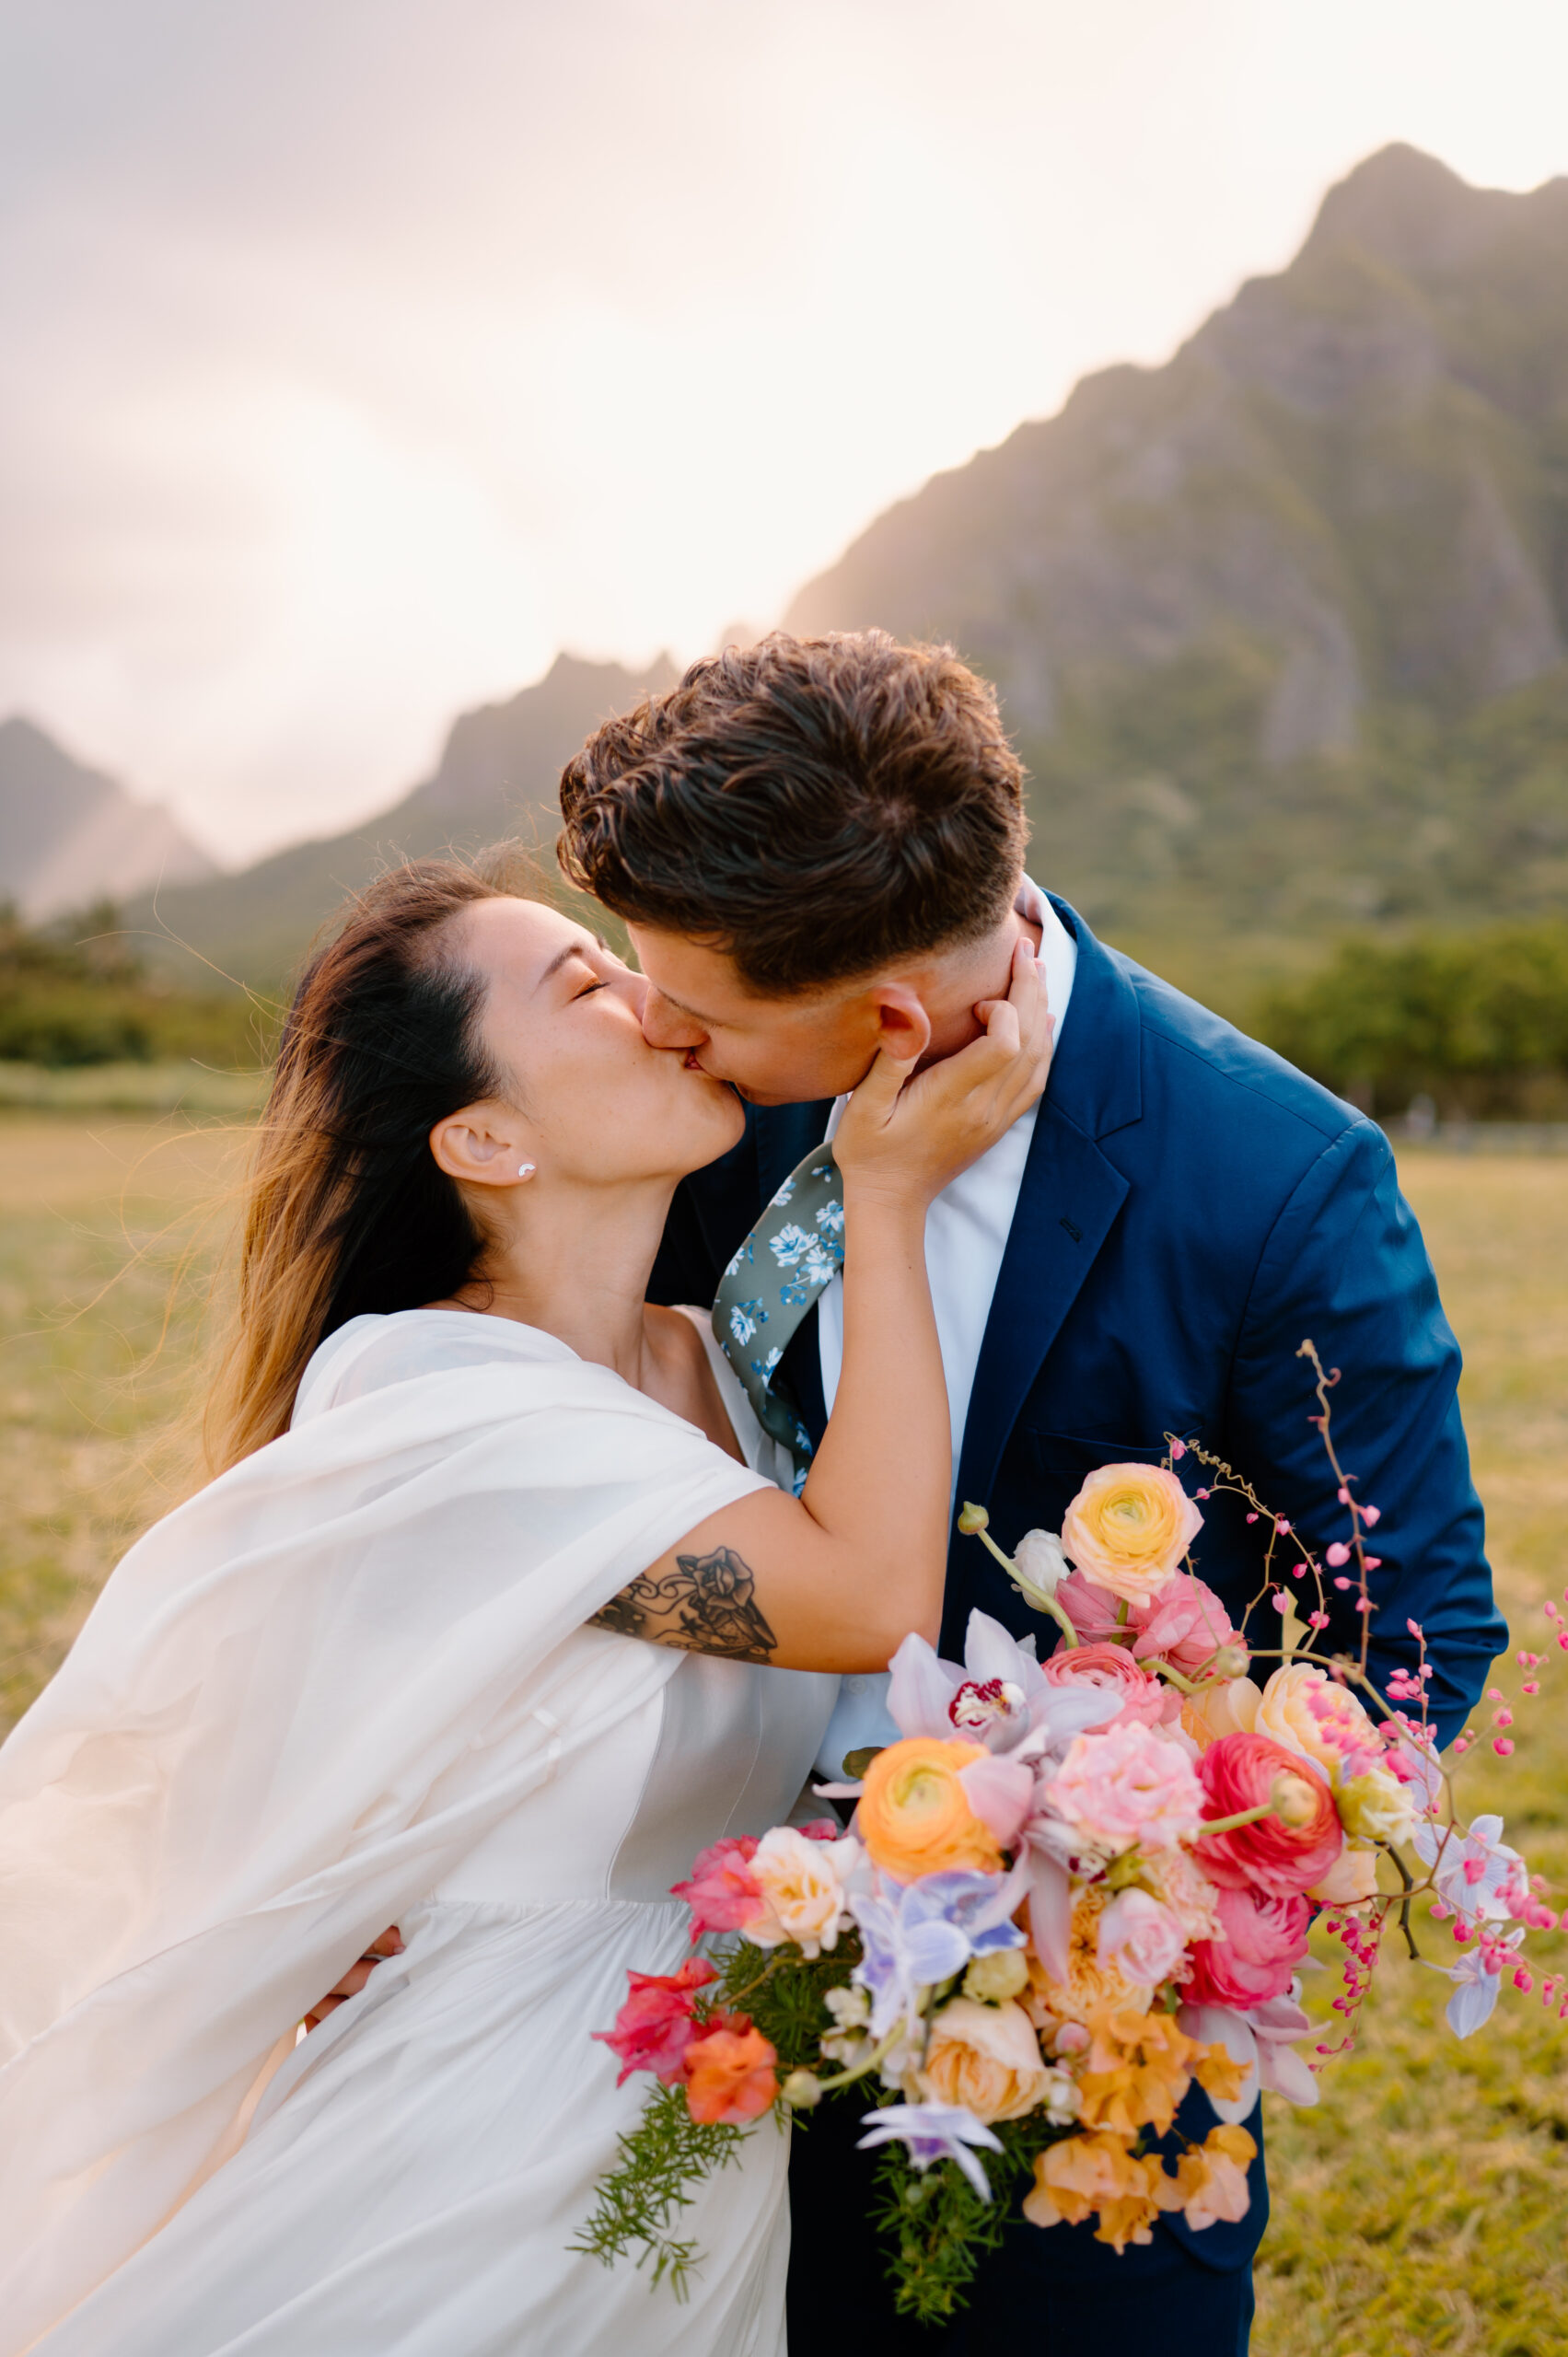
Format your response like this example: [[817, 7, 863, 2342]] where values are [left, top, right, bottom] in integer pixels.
[[556, 631, 1028, 994]]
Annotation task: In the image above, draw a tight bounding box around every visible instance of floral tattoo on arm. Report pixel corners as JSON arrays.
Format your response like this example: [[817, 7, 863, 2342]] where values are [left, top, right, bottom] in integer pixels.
[[591, 1545, 778, 1664]]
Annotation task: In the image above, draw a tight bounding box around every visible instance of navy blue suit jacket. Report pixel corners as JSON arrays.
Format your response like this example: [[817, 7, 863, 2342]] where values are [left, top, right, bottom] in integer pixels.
[[650, 900, 1502, 2324], [652, 897, 1501, 1739]]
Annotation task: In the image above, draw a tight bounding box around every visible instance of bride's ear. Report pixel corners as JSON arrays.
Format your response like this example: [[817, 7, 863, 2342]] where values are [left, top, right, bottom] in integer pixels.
[[429, 1106, 536, 1189]]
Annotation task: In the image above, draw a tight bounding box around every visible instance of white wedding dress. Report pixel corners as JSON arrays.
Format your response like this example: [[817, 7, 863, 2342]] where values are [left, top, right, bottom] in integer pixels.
[[0, 1309, 835, 2356]]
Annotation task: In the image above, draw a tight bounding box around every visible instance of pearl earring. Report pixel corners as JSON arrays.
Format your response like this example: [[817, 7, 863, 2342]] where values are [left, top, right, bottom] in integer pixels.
[[517, 1163, 536, 1179]]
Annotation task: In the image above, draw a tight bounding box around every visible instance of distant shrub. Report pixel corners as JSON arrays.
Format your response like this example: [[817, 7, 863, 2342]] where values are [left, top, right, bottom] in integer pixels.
[[1258, 925, 1568, 1118], [0, 903, 272, 1070]]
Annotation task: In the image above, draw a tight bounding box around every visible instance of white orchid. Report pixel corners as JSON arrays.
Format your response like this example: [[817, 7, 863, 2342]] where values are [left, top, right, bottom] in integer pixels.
[[1178, 1981, 1319, 2122], [1412, 1812, 1525, 1927], [887, 1610, 1121, 1759]]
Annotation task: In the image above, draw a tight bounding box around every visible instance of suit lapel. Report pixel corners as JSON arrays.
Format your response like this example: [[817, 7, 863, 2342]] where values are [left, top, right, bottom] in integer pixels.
[[952, 902, 1143, 1523], [953, 1103, 1130, 1516]]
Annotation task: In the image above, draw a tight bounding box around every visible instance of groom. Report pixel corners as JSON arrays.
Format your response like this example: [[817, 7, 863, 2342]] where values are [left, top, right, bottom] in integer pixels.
[[555, 629, 1502, 2351]]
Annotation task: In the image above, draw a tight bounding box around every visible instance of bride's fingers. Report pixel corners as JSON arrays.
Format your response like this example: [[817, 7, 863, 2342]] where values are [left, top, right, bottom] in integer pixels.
[[846, 1039, 923, 1123]]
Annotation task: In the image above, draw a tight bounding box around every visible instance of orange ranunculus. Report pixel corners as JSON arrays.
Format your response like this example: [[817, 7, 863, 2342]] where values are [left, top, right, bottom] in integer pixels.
[[856, 1737, 1002, 1880], [1062, 1464, 1203, 1606], [682, 2019, 778, 2124], [1022, 2129, 1165, 2251]]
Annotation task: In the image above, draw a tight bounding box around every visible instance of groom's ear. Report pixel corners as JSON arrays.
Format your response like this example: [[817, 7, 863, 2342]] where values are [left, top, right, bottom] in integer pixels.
[[866, 985, 932, 1064]]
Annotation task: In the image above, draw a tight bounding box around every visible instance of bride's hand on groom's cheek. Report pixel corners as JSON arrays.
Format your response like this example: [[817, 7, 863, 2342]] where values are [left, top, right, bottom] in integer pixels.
[[301, 1925, 405, 2033], [837, 936, 1052, 1204]]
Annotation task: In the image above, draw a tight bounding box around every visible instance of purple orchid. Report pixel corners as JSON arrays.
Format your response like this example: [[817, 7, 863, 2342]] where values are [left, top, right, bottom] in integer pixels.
[[856, 2103, 1004, 2200], [849, 1864, 1028, 2038]]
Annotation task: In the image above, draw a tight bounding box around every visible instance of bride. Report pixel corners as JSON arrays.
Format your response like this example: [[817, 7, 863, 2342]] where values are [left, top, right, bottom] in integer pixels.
[[0, 857, 1049, 2356]]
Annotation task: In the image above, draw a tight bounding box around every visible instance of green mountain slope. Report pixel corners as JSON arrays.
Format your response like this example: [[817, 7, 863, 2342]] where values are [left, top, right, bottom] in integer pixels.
[[123, 653, 675, 990], [785, 144, 1568, 966]]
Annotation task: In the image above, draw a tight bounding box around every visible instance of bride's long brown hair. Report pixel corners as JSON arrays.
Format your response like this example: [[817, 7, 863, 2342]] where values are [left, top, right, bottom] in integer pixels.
[[203, 858, 511, 1476]]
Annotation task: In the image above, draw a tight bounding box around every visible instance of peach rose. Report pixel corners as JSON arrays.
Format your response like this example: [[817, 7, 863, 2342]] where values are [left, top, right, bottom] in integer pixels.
[[1307, 1845, 1379, 1904], [1255, 1662, 1378, 1777], [1062, 1465, 1203, 1606], [915, 1997, 1052, 2123], [745, 1826, 854, 1957], [1096, 1887, 1189, 1990], [857, 1736, 1002, 1880], [1027, 1887, 1154, 2027], [1180, 1676, 1262, 1751]]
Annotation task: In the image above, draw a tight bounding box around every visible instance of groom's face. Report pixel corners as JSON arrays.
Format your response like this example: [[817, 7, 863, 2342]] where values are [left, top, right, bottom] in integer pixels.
[[628, 924, 906, 1106]]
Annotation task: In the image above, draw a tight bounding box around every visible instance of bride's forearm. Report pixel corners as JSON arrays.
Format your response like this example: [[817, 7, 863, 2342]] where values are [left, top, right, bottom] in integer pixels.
[[796, 1178, 949, 1639]]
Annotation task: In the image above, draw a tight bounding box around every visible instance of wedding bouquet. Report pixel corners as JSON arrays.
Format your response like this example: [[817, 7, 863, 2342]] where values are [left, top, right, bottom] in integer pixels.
[[577, 1345, 1565, 2322]]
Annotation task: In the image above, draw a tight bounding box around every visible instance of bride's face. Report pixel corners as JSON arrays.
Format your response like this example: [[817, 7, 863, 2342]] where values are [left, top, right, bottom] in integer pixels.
[[453, 897, 745, 1181]]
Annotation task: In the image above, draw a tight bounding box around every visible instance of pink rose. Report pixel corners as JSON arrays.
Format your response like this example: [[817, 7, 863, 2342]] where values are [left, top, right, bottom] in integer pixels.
[[1042, 1641, 1176, 1730], [593, 1957, 716, 2084], [671, 1835, 763, 1941], [1054, 1571, 1244, 1682], [1131, 1577, 1245, 1678], [1183, 1887, 1309, 2008], [1055, 1571, 1139, 1647], [1096, 1887, 1190, 1988], [1046, 1722, 1206, 1854]]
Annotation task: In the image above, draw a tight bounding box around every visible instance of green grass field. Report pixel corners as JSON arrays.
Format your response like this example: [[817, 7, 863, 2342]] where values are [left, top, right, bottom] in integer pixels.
[[0, 1124, 1562, 2351]]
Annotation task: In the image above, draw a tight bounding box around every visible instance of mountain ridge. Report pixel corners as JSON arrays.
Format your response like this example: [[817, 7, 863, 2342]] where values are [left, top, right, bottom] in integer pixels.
[[121, 652, 676, 987], [0, 717, 215, 922], [102, 142, 1568, 993]]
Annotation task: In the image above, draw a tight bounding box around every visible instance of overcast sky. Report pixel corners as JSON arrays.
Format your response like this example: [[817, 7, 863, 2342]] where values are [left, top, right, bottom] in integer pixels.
[[4, 0, 1568, 863]]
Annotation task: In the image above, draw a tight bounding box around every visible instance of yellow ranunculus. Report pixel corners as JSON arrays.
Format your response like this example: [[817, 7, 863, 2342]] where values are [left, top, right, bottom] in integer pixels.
[[915, 1998, 1052, 2123], [856, 1737, 1001, 1880], [1062, 1464, 1203, 1605]]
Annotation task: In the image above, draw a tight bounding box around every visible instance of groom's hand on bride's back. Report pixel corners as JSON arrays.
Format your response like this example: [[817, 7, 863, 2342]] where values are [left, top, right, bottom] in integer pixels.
[[835, 935, 1052, 1206], [302, 1925, 404, 2032]]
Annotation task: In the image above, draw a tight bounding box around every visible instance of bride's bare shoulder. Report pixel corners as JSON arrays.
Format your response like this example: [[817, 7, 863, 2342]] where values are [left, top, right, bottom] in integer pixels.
[[643, 1305, 743, 1460]]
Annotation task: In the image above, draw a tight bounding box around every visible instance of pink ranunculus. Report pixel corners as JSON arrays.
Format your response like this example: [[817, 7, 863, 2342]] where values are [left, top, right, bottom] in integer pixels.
[[1130, 1576, 1246, 1679], [1046, 1721, 1206, 1854], [1193, 1733, 1344, 1898], [593, 1957, 716, 2085], [1096, 1887, 1190, 1988], [671, 1835, 764, 1941], [1041, 1642, 1175, 1729], [1183, 1887, 1309, 2008]]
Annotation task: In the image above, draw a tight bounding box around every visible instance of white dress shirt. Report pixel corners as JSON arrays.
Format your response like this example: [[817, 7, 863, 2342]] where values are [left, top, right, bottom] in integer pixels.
[[813, 879, 1077, 1777]]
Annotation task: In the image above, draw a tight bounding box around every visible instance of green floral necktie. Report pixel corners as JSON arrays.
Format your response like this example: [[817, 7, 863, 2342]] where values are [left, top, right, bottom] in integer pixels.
[[712, 1143, 843, 1486]]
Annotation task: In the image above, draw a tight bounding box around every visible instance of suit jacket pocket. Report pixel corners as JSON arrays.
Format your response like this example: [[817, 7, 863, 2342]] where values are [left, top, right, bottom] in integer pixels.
[[1023, 1430, 1174, 1480]]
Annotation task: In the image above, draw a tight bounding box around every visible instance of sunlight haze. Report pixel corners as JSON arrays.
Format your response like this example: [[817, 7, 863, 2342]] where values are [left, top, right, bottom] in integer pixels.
[[3, 0, 1568, 861]]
